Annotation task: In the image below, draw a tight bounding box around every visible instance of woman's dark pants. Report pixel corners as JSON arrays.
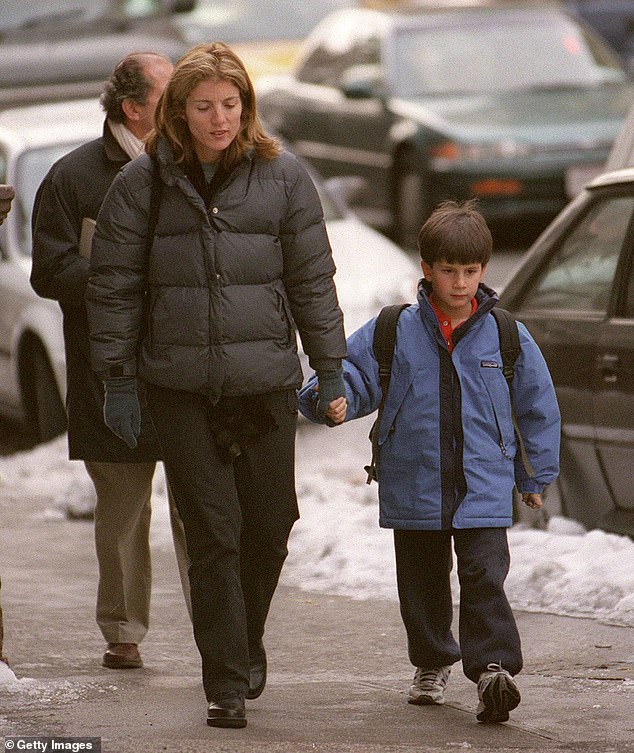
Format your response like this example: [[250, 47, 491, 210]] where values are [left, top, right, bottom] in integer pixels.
[[393, 527, 522, 683], [147, 385, 299, 701]]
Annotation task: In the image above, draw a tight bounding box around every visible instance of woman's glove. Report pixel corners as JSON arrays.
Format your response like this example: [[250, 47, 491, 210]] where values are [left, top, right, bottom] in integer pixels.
[[103, 377, 141, 449], [315, 369, 346, 423]]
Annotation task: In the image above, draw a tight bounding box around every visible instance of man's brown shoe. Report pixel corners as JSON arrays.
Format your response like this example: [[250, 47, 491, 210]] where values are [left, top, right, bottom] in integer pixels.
[[102, 642, 143, 669]]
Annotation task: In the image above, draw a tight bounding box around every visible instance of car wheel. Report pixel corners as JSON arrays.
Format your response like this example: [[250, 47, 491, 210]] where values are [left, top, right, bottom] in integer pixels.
[[393, 150, 431, 250], [25, 343, 67, 442]]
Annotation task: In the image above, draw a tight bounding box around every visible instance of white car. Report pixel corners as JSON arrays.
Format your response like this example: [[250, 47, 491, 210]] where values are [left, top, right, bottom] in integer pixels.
[[0, 98, 104, 441], [0, 97, 419, 441]]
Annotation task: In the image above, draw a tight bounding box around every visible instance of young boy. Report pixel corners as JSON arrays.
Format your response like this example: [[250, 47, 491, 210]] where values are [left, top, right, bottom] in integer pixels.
[[299, 200, 560, 723]]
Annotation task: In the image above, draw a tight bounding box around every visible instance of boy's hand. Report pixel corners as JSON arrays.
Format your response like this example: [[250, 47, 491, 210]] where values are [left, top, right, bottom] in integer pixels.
[[522, 492, 542, 510], [315, 369, 346, 419], [326, 396, 347, 425]]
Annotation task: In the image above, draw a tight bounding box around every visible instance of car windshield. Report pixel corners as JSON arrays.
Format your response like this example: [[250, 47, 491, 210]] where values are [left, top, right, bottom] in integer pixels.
[[14, 142, 84, 256], [392, 14, 627, 98], [176, 0, 351, 43]]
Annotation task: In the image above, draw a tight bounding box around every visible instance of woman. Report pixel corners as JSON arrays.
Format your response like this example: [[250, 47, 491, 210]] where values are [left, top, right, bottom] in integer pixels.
[[86, 42, 346, 728]]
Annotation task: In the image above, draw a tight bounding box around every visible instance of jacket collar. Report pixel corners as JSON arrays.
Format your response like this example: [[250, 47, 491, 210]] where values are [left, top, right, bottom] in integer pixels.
[[155, 136, 254, 182], [416, 278, 499, 348], [102, 119, 130, 166]]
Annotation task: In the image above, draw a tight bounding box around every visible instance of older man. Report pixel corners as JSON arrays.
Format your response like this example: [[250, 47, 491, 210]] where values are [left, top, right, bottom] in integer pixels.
[[31, 53, 190, 670]]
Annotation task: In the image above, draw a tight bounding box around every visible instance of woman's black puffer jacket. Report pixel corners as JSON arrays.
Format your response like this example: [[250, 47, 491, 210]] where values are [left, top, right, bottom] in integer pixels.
[[86, 139, 346, 400]]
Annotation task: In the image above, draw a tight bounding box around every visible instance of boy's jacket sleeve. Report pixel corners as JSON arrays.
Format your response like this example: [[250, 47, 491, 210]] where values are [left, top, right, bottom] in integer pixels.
[[298, 317, 383, 423], [512, 321, 561, 493]]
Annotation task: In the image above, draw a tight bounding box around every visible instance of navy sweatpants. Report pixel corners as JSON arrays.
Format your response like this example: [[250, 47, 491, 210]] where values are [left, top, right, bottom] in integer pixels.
[[393, 527, 522, 683]]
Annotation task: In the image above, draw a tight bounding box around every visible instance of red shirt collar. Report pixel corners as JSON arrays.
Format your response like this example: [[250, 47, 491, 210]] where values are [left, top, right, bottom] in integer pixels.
[[430, 296, 478, 352]]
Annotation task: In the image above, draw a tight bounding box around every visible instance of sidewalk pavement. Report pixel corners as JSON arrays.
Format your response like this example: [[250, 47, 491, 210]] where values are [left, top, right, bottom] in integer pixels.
[[1, 477, 633, 753]]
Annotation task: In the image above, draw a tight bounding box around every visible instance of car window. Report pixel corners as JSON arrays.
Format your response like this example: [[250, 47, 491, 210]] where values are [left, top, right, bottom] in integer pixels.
[[392, 14, 626, 97], [521, 195, 634, 312], [14, 143, 85, 256], [621, 235, 634, 316]]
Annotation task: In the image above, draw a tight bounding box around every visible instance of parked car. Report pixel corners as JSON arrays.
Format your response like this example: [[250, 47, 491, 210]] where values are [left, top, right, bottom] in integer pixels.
[[498, 167, 634, 538], [0, 96, 419, 441], [0, 0, 194, 108], [172, 0, 353, 80], [0, 98, 106, 440], [566, 0, 634, 72], [257, 2, 634, 249], [0, 0, 352, 108]]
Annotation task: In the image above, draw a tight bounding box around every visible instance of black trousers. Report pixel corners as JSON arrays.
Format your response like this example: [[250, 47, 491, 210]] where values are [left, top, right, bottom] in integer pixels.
[[147, 385, 299, 701], [393, 527, 522, 683]]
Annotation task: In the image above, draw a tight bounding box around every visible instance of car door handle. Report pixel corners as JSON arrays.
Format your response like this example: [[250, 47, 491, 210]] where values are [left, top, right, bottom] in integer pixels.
[[598, 353, 619, 382]]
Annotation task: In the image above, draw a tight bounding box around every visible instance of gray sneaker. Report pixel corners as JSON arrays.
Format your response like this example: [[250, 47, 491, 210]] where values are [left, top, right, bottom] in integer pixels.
[[408, 665, 451, 705], [476, 663, 521, 723]]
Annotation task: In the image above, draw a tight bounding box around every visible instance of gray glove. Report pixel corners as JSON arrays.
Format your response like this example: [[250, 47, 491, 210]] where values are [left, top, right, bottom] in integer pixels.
[[316, 368, 346, 424], [103, 377, 141, 449]]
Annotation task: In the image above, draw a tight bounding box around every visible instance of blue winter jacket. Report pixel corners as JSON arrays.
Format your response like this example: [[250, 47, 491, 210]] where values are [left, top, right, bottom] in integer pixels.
[[299, 281, 561, 530]]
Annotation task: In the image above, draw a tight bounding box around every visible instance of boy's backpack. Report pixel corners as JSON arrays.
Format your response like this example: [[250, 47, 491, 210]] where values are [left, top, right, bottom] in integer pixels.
[[364, 304, 533, 484]]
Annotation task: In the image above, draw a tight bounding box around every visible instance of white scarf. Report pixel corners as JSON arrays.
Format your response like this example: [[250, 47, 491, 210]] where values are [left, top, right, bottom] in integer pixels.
[[108, 119, 145, 160]]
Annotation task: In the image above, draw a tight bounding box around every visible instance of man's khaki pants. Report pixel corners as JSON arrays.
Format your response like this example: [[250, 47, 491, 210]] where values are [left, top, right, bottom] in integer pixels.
[[84, 461, 191, 644]]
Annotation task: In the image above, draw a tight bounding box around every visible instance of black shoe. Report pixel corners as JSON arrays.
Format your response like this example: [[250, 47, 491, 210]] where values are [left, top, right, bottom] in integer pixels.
[[206, 692, 246, 728], [247, 646, 267, 700]]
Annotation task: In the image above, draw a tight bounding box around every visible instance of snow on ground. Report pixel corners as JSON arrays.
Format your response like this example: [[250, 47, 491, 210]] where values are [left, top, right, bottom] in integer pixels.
[[1, 429, 633, 633]]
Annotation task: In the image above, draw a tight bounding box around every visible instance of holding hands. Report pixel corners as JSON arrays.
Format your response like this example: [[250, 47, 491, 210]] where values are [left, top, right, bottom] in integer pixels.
[[325, 396, 347, 425], [315, 369, 347, 426]]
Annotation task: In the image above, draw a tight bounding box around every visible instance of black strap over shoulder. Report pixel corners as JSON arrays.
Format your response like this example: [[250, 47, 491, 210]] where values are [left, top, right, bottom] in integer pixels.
[[491, 306, 534, 478], [145, 155, 162, 257], [365, 303, 410, 484], [491, 307, 520, 389]]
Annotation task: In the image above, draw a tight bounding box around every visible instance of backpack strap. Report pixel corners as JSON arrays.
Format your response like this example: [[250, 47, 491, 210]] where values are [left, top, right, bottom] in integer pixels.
[[491, 307, 520, 388], [365, 303, 410, 484], [145, 155, 162, 257], [141, 158, 162, 328], [491, 306, 535, 478]]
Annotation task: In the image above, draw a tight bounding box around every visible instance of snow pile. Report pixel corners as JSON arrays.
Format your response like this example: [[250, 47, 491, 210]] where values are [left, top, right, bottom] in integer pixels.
[[1, 433, 634, 630]]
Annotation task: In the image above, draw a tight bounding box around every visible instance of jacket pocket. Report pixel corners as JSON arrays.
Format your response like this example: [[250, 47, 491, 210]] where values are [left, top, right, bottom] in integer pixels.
[[377, 366, 419, 445], [479, 366, 515, 460]]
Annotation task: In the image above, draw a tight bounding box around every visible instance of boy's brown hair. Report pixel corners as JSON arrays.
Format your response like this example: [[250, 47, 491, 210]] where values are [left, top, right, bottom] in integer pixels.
[[417, 199, 492, 267]]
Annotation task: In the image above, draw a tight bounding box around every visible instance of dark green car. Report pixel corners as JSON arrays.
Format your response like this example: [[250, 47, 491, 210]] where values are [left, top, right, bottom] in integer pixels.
[[257, 2, 634, 248]]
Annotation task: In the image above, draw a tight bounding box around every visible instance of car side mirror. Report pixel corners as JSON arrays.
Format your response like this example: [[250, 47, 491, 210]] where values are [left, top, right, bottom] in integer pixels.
[[339, 65, 386, 100]]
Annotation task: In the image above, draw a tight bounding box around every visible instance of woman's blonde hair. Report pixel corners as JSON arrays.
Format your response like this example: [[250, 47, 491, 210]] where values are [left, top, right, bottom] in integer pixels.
[[146, 42, 280, 168]]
